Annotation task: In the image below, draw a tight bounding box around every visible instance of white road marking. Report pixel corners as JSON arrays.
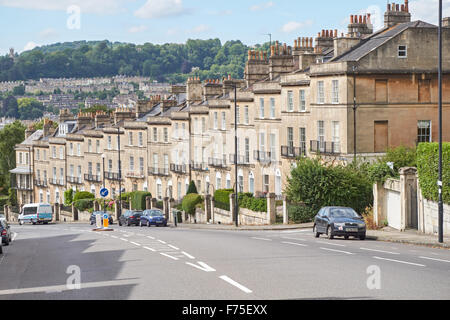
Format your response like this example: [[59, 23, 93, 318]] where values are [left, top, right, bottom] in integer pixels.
[[282, 241, 308, 247], [120, 238, 129, 242], [319, 241, 346, 247], [373, 256, 426, 267], [359, 247, 400, 255], [111, 236, 118, 239], [130, 242, 141, 246], [12, 232, 18, 241], [419, 256, 450, 263], [251, 237, 272, 241], [143, 246, 156, 252], [168, 245, 179, 250], [281, 229, 311, 234], [147, 236, 155, 239], [320, 247, 354, 255], [181, 252, 195, 259], [281, 237, 307, 241], [158, 240, 167, 244], [219, 276, 252, 294], [185, 261, 216, 272], [160, 253, 179, 260]]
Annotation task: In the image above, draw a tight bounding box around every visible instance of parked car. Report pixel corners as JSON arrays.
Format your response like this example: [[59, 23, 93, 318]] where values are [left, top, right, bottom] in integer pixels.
[[0, 214, 5, 221], [140, 209, 167, 227], [313, 207, 366, 240], [1, 219, 12, 246], [18, 203, 53, 225], [90, 212, 114, 226], [118, 210, 143, 226]]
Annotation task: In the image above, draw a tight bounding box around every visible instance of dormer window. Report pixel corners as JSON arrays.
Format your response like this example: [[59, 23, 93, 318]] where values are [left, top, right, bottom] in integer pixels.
[[398, 45, 407, 58]]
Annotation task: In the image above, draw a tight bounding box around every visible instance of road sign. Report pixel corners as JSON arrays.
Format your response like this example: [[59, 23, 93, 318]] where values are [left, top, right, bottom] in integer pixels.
[[103, 214, 109, 228], [100, 188, 109, 198]]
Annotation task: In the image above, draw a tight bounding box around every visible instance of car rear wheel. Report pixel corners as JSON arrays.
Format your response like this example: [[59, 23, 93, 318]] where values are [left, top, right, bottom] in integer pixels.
[[344, 235, 349, 240], [359, 234, 366, 241], [19, 220, 23, 226], [327, 226, 334, 240], [3, 238, 9, 246], [118, 221, 122, 226], [313, 225, 320, 238], [0, 245, 3, 254]]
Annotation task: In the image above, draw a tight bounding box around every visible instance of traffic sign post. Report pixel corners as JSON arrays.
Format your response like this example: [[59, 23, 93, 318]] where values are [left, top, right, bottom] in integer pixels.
[[92, 188, 114, 232], [103, 213, 109, 229]]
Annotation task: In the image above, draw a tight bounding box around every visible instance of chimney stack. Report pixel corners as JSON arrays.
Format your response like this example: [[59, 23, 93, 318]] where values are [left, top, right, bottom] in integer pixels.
[[384, 0, 411, 28]]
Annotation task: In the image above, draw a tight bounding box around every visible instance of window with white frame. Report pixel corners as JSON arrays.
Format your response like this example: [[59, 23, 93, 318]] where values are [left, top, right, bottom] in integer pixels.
[[417, 120, 431, 143], [236, 106, 240, 124], [398, 45, 407, 58], [299, 90, 306, 111], [77, 165, 81, 179], [202, 118, 206, 133], [88, 139, 92, 153], [270, 133, 276, 160], [60, 147, 64, 159], [245, 138, 250, 163], [138, 132, 143, 146], [43, 150, 46, 160], [270, 98, 276, 118], [163, 128, 168, 143], [332, 80, 339, 104], [129, 156, 134, 171], [299, 127, 306, 155], [194, 118, 198, 134], [128, 132, 133, 146], [259, 98, 265, 118], [153, 154, 158, 170], [249, 172, 255, 194], [107, 136, 112, 150], [139, 157, 144, 173], [332, 121, 341, 153], [318, 121, 325, 150], [221, 112, 226, 130], [175, 123, 179, 138], [69, 143, 73, 155], [287, 91, 294, 112], [214, 112, 218, 129], [317, 81, 325, 104], [96, 140, 100, 153], [77, 143, 81, 156], [70, 164, 74, 177], [259, 132, 265, 152], [52, 146, 56, 158], [263, 175, 269, 193], [153, 128, 158, 142], [60, 168, 64, 184], [244, 106, 249, 124], [164, 154, 169, 173], [108, 159, 112, 172]]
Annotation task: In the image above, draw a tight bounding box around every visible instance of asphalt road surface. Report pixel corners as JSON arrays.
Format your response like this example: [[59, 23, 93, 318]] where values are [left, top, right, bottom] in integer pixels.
[[0, 223, 449, 300]]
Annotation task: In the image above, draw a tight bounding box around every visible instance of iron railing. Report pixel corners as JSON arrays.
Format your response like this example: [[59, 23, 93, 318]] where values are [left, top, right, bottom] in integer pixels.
[[148, 167, 170, 176], [310, 141, 341, 155], [84, 174, 102, 183]]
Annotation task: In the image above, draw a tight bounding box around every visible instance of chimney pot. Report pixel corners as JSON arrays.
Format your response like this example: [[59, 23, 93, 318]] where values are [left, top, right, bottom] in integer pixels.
[[396, 4, 399, 11]]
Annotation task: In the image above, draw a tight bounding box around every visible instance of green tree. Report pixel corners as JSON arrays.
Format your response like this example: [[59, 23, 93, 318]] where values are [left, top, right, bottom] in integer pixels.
[[186, 181, 198, 195], [0, 121, 26, 191], [13, 85, 25, 95]]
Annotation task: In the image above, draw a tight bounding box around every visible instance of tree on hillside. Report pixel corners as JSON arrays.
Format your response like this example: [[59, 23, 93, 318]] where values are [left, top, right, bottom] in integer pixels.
[[0, 121, 26, 191]]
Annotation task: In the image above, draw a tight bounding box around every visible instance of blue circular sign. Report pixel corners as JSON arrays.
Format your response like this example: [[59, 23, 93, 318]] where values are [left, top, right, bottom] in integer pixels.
[[100, 188, 109, 198], [103, 214, 109, 220]]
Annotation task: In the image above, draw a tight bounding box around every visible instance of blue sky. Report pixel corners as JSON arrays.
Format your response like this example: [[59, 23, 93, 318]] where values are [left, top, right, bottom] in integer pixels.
[[0, 0, 447, 55]]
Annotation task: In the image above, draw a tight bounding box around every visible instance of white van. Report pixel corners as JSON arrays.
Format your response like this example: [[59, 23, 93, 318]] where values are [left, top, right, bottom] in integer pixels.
[[18, 203, 53, 225]]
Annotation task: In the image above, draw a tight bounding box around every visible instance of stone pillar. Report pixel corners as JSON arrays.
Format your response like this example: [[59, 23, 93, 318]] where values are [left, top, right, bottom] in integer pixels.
[[211, 196, 215, 224], [163, 197, 169, 220], [282, 195, 288, 225], [417, 174, 425, 233], [114, 200, 120, 221], [373, 182, 386, 227], [230, 194, 236, 224], [94, 201, 100, 212], [168, 198, 175, 223], [151, 198, 157, 209], [4, 205, 9, 222], [53, 203, 60, 222], [146, 196, 151, 210], [204, 194, 212, 223], [399, 167, 418, 230], [267, 193, 276, 225], [72, 204, 79, 221]]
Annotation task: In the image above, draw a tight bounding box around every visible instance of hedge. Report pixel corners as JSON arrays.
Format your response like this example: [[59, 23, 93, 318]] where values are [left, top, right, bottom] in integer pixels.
[[182, 194, 202, 216], [417, 142, 449, 204], [130, 191, 152, 210], [73, 191, 95, 202], [238, 193, 267, 212], [64, 189, 74, 206], [288, 204, 317, 223], [214, 189, 234, 211], [74, 199, 94, 212], [0, 196, 8, 208]]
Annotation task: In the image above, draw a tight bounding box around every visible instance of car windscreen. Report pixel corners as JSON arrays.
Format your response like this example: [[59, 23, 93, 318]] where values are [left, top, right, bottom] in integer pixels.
[[329, 208, 359, 219], [132, 211, 143, 216], [145, 210, 163, 217], [23, 207, 38, 215]]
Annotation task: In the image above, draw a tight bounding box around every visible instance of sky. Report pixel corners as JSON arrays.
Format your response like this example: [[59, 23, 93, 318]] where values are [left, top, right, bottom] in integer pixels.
[[0, 0, 449, 56]]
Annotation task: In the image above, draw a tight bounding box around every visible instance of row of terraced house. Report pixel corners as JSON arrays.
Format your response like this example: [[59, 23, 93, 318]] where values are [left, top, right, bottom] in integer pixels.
[[11, 1, 450, 208]]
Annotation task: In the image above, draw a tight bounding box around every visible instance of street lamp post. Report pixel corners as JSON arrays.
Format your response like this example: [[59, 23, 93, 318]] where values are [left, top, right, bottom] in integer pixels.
[[102, 154, 106, 212], [117, 127, 122, 218], [352, 65, 358, 162], [234, 84, 239, 228], [438, 0, 444, 243]]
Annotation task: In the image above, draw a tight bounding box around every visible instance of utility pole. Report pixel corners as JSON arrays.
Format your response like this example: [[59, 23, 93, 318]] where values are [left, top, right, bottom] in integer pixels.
[[438, 0, 444, 244], [352, 65, 358, 162], [102, 154, 106, 212], [234, 84, 239, 228], [118, 126, 122, 218]]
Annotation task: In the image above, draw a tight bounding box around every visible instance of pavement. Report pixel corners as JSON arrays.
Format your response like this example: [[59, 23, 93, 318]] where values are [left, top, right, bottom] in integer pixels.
[[0, 223, 449, 300]]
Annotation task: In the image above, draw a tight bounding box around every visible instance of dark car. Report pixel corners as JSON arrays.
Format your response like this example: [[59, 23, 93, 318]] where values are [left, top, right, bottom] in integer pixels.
[[140, 209, 167, 227], [1, 219, 12, 247], [118, 210, 143, 227], [313, 207, 366, 240], [90, 211, 114, 226]]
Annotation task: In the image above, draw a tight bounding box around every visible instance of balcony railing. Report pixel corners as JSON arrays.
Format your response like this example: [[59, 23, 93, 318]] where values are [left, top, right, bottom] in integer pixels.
[[11, 179, 33, 191], [148, 167, 170, 176], [34, 179, 48, 188], [191, 162, 208, 172], [281, 145, 306, 158], [105, 172, 122, 181], [126, 171, 146, 179], [170, 164, 187, 174], [254, 150, 273, 163], [67, 176, 83, 185], [310, 140, 341, 155], [208, 157, 228, 168], [49, 178, 65, 186], [84, 174, 102, 183], [229, 154, 251, 166]]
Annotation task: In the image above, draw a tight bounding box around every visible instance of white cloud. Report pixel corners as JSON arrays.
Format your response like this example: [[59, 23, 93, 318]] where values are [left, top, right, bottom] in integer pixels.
[[135, 0, 189, 19], [250, 1, 274, 12], [410, 0, 450, 24], [39, 28, 59, 38], [281, 20, 314, 33], [190, 24, 211, 33], [128, 25, 148, 33], [23, 41, 39, 52], [0, 0, 127, 15]]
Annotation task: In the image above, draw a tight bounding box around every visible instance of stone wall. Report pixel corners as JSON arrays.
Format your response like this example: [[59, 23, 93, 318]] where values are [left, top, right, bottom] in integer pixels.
[[238, 208, 269, 226]]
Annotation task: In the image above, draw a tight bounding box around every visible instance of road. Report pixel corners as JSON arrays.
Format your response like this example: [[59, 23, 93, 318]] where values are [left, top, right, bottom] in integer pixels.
[[0, 223, 449, 300]]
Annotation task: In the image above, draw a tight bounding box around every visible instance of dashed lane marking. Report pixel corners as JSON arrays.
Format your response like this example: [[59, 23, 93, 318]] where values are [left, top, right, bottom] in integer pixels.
[[186, 262, 216, 272], [251, 237, 272, 241], [359, 247, 400, 255], [168, 244, 179, 250], [143, 246, 156, 252], [320, 247, 354, 255], [219, 276, 252, 294], [181, 252, 195, 259], [419, 256, 450, 264], [373, 256, 426, 267], [160, 253, 179, 260], [130, 242, 141, 246], [318, 241, 346, 247], [282, 241, 308, 247]]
